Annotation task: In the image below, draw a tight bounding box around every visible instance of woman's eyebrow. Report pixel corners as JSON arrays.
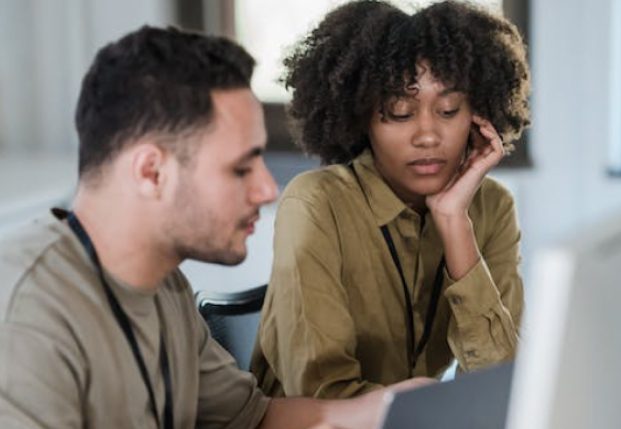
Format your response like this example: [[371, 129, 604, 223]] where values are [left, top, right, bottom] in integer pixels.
[[438, 88, 461, 96]]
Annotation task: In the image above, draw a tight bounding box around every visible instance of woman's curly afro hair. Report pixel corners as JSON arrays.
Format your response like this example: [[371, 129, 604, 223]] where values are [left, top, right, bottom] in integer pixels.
[[282, 0, 531, 165]]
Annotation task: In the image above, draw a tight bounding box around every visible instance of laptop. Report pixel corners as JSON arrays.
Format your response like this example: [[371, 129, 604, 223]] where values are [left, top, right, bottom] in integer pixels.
[[377, 362, 514, 429]]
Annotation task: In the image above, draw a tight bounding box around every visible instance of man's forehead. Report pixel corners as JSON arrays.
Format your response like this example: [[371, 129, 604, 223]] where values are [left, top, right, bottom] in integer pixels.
[[211, 88, 262, 118], [196, 88, 267, 159], [210, 89, 264, 133]]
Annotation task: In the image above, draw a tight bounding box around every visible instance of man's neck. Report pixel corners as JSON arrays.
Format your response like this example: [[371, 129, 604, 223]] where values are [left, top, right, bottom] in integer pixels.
[[71, 195, 179, 291]]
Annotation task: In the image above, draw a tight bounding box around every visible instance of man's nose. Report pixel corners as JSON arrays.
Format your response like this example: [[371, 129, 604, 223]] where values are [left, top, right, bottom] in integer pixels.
[[251, 161, 279, 206]]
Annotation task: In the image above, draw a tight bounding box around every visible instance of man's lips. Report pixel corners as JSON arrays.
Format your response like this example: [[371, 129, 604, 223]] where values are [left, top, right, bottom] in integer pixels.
[[243, 214, 260, 234], [407, 158, 447, 175]]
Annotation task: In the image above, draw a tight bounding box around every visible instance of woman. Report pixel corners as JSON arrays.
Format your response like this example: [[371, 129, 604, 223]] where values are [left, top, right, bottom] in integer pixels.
[[251, 0, 530, 399]]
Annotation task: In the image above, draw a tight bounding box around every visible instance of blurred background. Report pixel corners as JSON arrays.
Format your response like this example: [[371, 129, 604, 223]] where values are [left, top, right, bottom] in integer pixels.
[[0, 0, 619, 301]]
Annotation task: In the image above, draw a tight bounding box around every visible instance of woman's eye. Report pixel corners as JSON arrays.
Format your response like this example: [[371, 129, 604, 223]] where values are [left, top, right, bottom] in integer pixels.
[[441, 108, 460, 118], [382, 97, 415, 122], [387, 112, 412, 121], [385, 105, 414, 121]]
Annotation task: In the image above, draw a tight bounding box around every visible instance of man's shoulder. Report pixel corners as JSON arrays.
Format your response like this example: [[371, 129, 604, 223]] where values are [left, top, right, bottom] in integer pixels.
[[0, 214, 67, 279], [0, 213, 84, 317], [162, 268, 192, 297]]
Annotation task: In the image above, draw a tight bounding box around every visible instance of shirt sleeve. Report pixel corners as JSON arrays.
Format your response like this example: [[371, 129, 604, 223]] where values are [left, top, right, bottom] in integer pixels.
[[195, 313, 270, 429], [257, 196, 383, 399], [0, 321, 85, 429], [443, 189, 524, 371]]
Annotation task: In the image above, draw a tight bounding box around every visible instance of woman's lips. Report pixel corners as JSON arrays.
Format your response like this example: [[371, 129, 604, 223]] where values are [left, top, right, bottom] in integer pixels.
[[407, 158, 446, 175]]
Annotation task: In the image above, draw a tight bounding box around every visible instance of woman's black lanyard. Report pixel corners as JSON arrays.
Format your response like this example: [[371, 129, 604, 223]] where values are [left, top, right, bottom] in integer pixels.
[[380, 225, 445, 373], [347, 163, 445, 373], [64, 210, 173, 429]]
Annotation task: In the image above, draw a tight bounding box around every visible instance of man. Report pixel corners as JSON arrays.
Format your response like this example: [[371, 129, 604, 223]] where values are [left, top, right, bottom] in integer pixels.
[[0, 26, 430, 428]]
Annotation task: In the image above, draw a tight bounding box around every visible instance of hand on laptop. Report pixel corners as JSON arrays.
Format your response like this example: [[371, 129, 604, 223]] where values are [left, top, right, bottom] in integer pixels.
[[267, 376, 437, 429], [333, 376, 437, 429], [388, 376, 437, 393]]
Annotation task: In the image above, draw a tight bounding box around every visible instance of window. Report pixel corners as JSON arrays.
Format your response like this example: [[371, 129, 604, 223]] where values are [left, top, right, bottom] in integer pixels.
[[236, 0, 502, 103], [187, 0, 530, 167]]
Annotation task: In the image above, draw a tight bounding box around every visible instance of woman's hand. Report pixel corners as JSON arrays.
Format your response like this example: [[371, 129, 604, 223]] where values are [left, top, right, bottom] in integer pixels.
[[426, 115, 505, 220], [425, 115, 505, 280]]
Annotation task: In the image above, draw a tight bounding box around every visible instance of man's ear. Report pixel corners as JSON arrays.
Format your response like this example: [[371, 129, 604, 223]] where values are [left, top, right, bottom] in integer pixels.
[[130, 142, 170, 199]]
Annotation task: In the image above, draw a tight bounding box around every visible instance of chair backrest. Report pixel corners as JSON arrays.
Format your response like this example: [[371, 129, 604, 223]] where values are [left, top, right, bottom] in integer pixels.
[[196, 284, 267, 370]]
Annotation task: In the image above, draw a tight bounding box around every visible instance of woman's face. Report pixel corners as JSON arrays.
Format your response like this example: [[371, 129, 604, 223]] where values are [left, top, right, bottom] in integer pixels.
[[368, 62, 473, 206]]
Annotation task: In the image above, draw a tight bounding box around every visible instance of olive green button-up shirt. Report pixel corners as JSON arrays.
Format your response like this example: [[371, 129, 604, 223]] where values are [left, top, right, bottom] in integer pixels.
[[251, 149, 523, 399]]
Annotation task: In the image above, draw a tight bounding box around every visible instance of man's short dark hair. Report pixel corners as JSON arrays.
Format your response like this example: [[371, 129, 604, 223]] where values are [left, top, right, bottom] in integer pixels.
[[75, 25, 255, 178]]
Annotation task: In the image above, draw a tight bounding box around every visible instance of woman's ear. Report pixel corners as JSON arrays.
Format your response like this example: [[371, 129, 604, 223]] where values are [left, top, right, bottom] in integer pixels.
[[466, 132, 474, 154], [468, 120, 488, 150], [464, 124, 477, 160]]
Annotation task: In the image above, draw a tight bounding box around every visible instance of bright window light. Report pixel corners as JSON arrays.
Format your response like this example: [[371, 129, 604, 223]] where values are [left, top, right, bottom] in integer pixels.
[[236, 0, 502, 102]]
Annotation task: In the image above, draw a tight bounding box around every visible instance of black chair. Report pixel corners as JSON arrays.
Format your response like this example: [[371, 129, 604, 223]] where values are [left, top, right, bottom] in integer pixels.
[[196, 284, 267, 370]]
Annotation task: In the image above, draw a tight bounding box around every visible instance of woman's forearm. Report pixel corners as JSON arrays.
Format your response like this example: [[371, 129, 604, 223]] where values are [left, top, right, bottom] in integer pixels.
[[433, 213, 481, 280]]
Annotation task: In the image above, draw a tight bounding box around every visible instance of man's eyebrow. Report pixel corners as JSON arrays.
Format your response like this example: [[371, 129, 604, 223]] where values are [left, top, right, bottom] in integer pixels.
[[235, 146, 264, 164]]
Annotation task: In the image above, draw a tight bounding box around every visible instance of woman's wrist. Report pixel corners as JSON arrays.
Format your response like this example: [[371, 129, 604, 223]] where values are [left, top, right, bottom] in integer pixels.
[[432, 213, 481, 280], [431, 210, 472, 236]]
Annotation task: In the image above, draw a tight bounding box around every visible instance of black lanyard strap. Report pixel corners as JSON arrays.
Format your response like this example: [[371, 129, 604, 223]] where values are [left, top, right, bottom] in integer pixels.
[[346, 164, 446, 373], [380, 225, 445, 373], [381, 225, 416, 370], [63, 210, 173, 429]]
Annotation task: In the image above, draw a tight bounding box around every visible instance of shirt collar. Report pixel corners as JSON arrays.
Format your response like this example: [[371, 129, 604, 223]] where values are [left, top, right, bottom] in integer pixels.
[[352, 149, 412, 227]]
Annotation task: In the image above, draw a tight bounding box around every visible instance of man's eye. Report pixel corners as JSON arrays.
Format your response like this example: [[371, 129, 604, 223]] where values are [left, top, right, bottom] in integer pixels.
[[234, 168, 251, 177]]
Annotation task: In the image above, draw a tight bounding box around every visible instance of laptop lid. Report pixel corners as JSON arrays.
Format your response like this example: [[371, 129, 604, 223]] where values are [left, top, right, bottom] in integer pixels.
[[378, 362, 514, 429]]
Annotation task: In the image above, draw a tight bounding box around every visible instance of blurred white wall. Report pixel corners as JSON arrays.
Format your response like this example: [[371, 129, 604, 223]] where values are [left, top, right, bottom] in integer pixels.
[[0, 0, 172, 154], [493, 0, 621, 295]]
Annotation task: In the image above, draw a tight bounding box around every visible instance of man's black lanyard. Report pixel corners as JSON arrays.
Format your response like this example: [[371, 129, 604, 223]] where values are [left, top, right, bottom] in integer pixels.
[[63, 210, 173, 429], [380, 225, 445, 373]]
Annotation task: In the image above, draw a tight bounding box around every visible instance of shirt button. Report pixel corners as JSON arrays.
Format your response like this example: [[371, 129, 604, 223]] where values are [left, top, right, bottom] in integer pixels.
[[450, 296, 463, 305]]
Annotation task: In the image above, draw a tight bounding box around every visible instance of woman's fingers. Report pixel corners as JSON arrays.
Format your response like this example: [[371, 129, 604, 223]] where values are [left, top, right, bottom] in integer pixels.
[[472, 115, 505, 156], [469, 116, 505, 169]]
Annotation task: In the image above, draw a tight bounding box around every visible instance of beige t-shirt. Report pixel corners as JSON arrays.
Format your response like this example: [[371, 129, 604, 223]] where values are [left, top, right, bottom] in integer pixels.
[[0, 211, 269, 428]]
